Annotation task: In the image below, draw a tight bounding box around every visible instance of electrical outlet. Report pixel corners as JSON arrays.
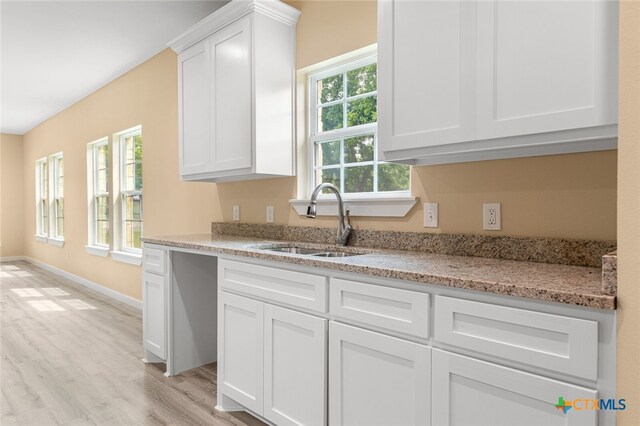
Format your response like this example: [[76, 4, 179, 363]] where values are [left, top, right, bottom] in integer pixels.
[[424, 203, 438, 228], [232, 205, 240, 221], [483, 203, 501, 231], [266, 205, 274, 223]]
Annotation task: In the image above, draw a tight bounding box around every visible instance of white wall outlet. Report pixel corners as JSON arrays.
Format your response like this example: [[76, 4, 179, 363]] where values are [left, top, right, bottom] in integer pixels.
[[424, 203, 438, 228], [266, 205, 274, 223], [483, 203, 501, 231], [232, 205, 240, 221]]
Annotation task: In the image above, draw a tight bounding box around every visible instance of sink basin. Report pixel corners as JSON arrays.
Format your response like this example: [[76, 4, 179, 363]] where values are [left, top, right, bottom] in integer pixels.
[[264, 246, 325, 255], [309, 252, 361, 258], [257, 245, 364, 257]]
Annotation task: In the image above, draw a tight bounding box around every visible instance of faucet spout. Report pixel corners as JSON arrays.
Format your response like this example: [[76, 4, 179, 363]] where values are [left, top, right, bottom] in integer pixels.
[[307, 183, 352, 246]]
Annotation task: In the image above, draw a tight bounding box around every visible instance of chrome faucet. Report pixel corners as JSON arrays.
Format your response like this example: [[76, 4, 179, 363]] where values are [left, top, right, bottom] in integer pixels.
[[307, 183, 352, 246]]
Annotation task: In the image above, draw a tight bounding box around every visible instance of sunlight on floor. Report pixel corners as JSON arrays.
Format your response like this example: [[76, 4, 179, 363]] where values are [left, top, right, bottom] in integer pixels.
[[0, 265, 19, 271], [27, 300, 66, 312], [62, 299, 97, 310], [11, 288, 44, 297], [42, 287, 70, 296], [0, 271, 12, 278], [13, 271, 33, 277]]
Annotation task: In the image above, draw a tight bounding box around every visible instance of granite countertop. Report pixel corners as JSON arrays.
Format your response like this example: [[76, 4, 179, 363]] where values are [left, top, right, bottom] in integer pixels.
[[142, 233, 615, 310]]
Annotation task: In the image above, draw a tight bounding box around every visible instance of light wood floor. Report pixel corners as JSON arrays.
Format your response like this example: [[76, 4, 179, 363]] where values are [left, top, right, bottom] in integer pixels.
[[0, 260, 265, 426]]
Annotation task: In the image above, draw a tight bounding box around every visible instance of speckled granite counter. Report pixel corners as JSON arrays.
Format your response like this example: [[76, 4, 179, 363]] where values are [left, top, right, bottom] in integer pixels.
[[142, 234, 615, 310]]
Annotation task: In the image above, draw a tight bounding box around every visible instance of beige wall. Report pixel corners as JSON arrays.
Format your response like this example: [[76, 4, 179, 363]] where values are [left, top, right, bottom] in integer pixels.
[[0, 133, 25, 258], [617, 1, 640, 423], [22, 50, 222, 300]]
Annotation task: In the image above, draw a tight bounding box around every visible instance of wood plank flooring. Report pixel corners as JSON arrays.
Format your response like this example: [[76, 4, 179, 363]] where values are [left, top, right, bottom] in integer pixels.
[[0, 260, 265, 426]]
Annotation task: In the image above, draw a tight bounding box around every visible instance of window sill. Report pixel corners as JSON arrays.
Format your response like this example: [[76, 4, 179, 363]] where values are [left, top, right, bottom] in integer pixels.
[[290, 195, 417, 218], [34, 234, 48, 243], [48, 237, 65, 247], [86, 245, 110, 257], [111, 250, 142, 266]]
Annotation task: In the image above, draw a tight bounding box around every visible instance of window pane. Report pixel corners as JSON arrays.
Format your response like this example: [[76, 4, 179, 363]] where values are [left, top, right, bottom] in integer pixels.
[[56, 199, 64, 219], [124, 195, 142, 221], [125, 137, 135, 163], [344, 134, 374, 164], [317, 73, 343, 104], [134, 135, 142, 163], [57, 217, 64, 238], [378, 163, 411, 192], [315, 140, 340, 166], [344, 165, 374, 193], [347, 95, 377, 127], [97, 221, 110, 246], [97, 169, 108, 194], [125, 221, 142, 250], [316, 168, 340, 193], [135, 162, 143, 191], [318, 104, 344, 133], [347, 64, 377, 97], [125, 164, 135, 191], [42, 163, 48, 198], [96, 196, 109, 221], [41, 200, 48, 234]]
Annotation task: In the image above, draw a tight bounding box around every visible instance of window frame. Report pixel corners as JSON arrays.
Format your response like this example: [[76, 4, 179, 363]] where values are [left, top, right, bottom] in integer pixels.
[[35, 157, 49, 240], [307, 53, 410, 199], [117, 126, 143, 255], [86, 138, 110, 255], [51, 152, 64, 240]]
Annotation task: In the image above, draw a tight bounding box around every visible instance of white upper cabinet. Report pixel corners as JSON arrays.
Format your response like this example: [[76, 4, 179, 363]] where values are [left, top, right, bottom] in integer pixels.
[[170, 0, 300, 182], [378, 0, 618, 165]]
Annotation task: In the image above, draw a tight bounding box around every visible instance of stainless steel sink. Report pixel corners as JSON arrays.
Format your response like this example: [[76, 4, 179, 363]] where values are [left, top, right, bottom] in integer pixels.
[[258, 245, 364, 257], [309, 251, 360, 258], [264, 246, 325, 255]]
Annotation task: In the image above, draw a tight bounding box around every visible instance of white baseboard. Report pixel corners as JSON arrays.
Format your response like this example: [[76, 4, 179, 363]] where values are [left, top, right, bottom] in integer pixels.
[[0, 256, 27, 262], [23, 257, 142, 310]]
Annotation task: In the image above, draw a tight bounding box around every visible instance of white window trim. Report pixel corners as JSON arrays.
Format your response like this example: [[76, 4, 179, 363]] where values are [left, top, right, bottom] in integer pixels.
[[291, 44, 416, 217], [35, 157, 49, 239], [114, 125, 143, 257], [87, 137, 111, 256], [50, 152, 64, 243]]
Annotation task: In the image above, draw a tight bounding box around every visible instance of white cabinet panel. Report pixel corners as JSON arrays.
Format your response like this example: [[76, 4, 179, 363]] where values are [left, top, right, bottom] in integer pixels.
[[330, 278, 429, 339], [378, 0, 476, 153], [142, 272, 166, 360], [219, 259, 328, 313], [434, 295, 598, 381], [476, 0, 618, 139], [264, 305, 327, 426], [209, 17, 252, 173], [329, 321, 431, 426], [432, 349, 597, 426], [178, 41, 212, 176], [219, 292, 264, 414], [142, 247, 166, 275]]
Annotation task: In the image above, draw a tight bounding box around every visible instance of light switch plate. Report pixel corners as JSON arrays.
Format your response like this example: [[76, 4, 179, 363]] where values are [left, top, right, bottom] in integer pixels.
[[232, 205, 240, 221], [266, 205, 274, 223], [424, 203, 438, 228]]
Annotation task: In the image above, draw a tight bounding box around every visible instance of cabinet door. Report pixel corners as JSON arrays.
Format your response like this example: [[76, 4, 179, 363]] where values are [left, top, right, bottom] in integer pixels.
[[378, 0, 476, 155], [432, 350, 597, 426], [209, 17, 253, 173], [476, 0, 618, 140], [264, 305, 327, 426], [178, 40, 213, 177], [219, 292, 264, 414], [329, 322, 430, 426], [142, 272, 166, 360]]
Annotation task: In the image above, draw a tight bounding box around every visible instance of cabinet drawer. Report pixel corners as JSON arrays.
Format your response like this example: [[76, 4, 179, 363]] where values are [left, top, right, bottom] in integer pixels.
[[434, 295, 598, 381], [330, 278, 430, 339], [143, 247, 167, 275], [219, 259, 328, 313]]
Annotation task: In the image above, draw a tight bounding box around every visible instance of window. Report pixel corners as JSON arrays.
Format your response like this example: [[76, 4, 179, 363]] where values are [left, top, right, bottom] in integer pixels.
[[52, 153, 64, 239], [309, 55, 410, 196], [35, 158, 48, 238], [87, 138, 110, 253], [118, 128, 143, 252]]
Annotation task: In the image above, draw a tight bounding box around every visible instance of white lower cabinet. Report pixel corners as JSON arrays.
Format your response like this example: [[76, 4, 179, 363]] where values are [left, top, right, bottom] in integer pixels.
[[329, 321, 431, 426], [264, 304, 327, 426], [219, 290, 327, 425], [219, 292, 264, 413], [142, 271, 167, 360], [431, 349, 598, 426]]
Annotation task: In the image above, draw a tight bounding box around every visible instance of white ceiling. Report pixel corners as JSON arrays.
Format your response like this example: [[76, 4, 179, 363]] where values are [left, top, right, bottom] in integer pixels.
[[1, 0, 227, 135]]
